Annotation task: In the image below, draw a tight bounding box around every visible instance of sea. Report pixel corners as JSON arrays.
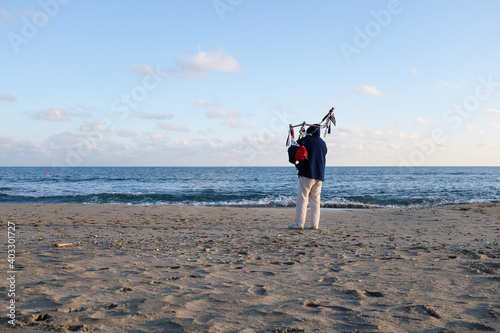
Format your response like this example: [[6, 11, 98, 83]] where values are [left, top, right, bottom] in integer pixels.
[[0, 167, 498, 208]]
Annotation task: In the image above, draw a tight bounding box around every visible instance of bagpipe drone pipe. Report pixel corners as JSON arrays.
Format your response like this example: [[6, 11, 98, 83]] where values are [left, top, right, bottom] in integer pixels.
[[286, 107, 336, 147]]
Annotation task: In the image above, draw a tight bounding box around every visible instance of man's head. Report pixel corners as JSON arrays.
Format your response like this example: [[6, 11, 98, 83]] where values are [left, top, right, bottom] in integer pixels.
[[307, 124, 320, 137]]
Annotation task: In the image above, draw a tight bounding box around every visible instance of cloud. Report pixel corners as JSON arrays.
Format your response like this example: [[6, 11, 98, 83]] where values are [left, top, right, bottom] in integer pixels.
[[411, 67, 418, 76], [0, 9, 10, 24], [486, 108, 500, 117], [206, 107, 247, 128], [28, 107, 91, 122], [196, 98, 218, 107], [372, 129, 393, 139], [38, 108, 70, 122], [439, 80, 457, 88], [158, 123, 190, 132], [171, 49, 240, 77], [335, 126, 392, 141], [336, 126, 365, 138], [80, 123, 111, 132], [489, 123, 500, 129], [117, 129, 138, 138], [0, 136, 43, 152], [398, 132, 422, 140], [135, 111, 172, 120], [477, 142, 495, 147], [352, 85, 384, 96], [0, 136, 47, 164], [0, 93, 16, 102], [146, 133, 167, 143], [415, 117, 430, 125], [207, 107, 239, 118], [197, 99, 209, 107]]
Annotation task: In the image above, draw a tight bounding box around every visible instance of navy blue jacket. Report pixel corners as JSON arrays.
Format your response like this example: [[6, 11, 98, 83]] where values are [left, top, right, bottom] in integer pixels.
[[296, 126, 327, 181]]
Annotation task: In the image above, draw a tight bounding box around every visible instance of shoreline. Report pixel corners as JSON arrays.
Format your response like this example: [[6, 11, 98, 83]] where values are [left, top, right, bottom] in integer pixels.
[[3, 201, 499, 209], [1, 203, 499, 332]]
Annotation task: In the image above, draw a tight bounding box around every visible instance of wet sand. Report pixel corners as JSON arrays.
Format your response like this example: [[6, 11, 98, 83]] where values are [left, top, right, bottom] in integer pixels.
[[1, 203, 499, 332]]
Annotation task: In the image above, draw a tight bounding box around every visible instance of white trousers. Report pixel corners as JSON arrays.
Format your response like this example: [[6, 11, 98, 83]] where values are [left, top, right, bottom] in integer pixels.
[[294, 176, 323, 228]]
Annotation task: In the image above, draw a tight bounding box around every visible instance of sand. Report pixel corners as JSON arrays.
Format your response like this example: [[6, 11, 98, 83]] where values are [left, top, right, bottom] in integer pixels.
[[1, 203, 499, 332]]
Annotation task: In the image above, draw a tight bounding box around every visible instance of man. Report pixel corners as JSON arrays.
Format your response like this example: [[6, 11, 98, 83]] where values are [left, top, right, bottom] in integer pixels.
[[289, 125, 327, 230]]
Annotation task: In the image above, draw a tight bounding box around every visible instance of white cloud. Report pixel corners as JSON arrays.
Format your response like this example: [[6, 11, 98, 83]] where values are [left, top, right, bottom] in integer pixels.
[[0, 93, 16, 102], [226, 118, 247, 128], [352, 85, 384, 96], [148, 133, 166, 143], [0, 136, 44, 152], [439, 80, 458, 88], [337, 126, 365, 138], [196, 99, 209, 107], [398, 132, 422, 140], [206, 107, 247, 128], [29, 107, 91, 122], [117, 129, 138, 138], [171, 49, 240, 77], [477, 142, 495, 147], [0, 9, 10, 24], [196, 98, 218, 107], [45, 131, 84, 150], [208, 141, 224, 149], [390, 143, 401, 150], [207, 107, 238, 118], [373, 129, 393, 139], [158, 123, 190, 132], [416, 117, 430, 125], [486, 108, 500, 117], [39, 108, 70, 122], [135, 111, 172, 120], [335, 126, 392, 141], [411, 67, 418, 76], [80, 123, 110, 132], [489, 123, 500, 129]]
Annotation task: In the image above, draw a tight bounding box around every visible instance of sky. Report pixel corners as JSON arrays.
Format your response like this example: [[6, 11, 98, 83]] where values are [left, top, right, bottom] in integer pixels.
[[1, 0, 500, 167]]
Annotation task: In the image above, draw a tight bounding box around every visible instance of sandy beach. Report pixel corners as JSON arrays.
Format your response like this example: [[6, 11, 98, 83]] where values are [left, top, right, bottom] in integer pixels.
[[1, 203, 499, 332]]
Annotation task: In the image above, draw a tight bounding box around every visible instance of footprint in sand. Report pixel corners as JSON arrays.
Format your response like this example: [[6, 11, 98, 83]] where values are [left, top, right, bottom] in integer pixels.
[[318, 273, 338, 285], [249, 270, 275, 276], [248, 285, 267, 296]]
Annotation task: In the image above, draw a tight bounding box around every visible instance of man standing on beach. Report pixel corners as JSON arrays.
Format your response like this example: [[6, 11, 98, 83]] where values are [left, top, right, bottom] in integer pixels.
[[289, 125, 327, 230]]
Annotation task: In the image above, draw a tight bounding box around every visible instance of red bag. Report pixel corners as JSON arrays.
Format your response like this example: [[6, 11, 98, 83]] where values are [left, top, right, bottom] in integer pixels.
[[295, 145, 308, 162]]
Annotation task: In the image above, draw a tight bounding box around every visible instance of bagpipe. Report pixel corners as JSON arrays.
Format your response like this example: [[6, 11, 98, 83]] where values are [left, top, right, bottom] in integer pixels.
[[285, 107, 336, 147]]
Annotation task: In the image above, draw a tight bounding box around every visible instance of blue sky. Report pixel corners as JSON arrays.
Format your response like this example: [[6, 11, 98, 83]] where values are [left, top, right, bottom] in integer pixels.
[[1, 0, 499, 166]]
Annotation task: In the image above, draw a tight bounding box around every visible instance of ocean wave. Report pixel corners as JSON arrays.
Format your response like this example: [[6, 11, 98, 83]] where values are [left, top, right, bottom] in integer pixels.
[[321, 197, 379, 209], [0, 191, 498, 208], [1, 166, 499, 208]]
